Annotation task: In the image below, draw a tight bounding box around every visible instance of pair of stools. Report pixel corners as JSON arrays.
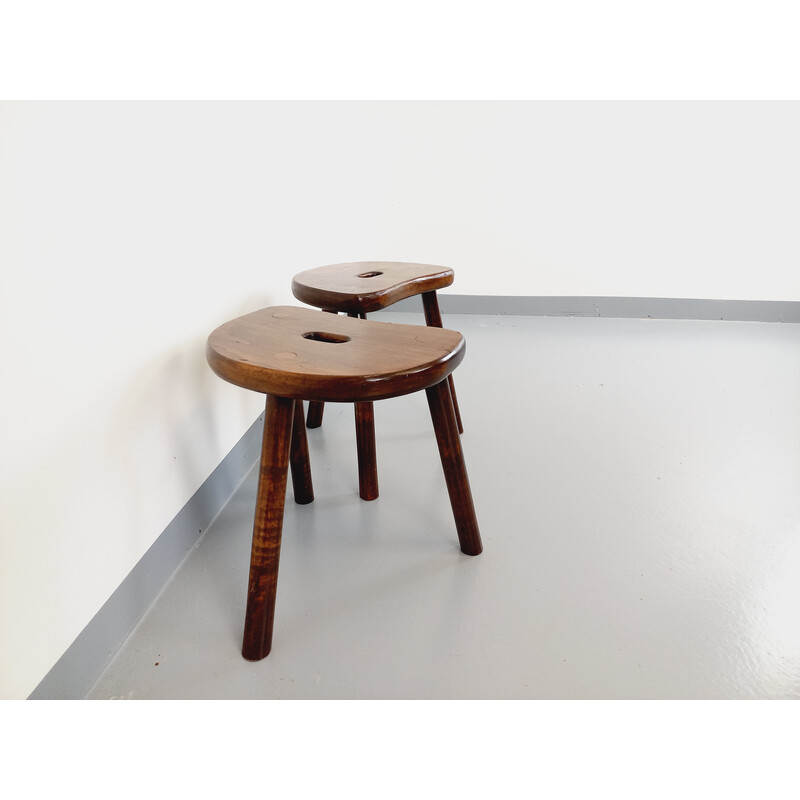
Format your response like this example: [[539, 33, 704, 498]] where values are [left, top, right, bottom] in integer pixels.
[[206, 262, 482, 661]]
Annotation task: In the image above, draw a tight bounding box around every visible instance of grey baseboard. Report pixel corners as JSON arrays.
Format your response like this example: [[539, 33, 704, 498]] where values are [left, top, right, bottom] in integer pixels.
[[28, 412, 265, 700], [379, 294, 800, 322]]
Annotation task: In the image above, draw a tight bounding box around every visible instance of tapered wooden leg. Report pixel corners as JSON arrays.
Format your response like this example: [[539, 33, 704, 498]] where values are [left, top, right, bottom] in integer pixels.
[[426, 379, 482, 555], [354, 401, 379, 500], [422, 291, 464, 434], [290, 400, 314, 505], [344, 311, 379, 501], [242, 394, 294, 661], [306, 401, 324, 428]]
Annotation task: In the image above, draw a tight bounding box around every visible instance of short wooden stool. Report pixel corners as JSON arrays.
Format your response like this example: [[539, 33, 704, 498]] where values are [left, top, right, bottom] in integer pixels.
[[291, 262, 463, 502], [206, 305, 482, 661]]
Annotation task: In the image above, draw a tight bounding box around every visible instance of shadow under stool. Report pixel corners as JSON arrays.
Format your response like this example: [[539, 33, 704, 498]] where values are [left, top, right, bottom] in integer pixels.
[[206, 305, 482, 661], [291, 261, 464, 502]]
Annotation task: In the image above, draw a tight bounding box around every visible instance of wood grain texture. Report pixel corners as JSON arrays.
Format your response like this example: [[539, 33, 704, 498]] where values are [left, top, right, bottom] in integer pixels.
[[306, 401, 324, 428], [292, 261, 454, 314], [207, 306, 465, 402], [354, 401, 379, 501], [422, 291, 464, 435], [289, 400, 314, 505], [349, 310, 379, 500], [209, 304, 482, 662], [306, 310, 339, 426], [426, 379, 482, 556], [421, 290, 444, 328], [242, 394, 294, 661]]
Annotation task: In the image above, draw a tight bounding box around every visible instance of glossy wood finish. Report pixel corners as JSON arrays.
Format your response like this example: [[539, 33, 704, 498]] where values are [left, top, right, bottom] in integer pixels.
[[426, 380, 482, 556], [306, 401, 324, 428], [295, 265, 464, 437], [207, 306, 465, 403], [354, 401, 379, 501], [207, 305, 481, 661], [422, 291, 464, 435], [292, 261, 454, 315], [346, 310, 379, 501], [289, 400, 314, 505], [241, 394, 294, 661], [306, 309, 339, 428]]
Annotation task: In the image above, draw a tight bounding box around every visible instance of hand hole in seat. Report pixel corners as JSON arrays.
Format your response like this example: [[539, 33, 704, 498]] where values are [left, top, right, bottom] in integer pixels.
[[301, 331, 352, 344], [357, 271, 384, 278]]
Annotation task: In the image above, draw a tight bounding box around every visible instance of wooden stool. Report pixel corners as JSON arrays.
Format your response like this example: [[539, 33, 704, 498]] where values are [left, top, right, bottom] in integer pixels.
[[291, 262, 464, 502], [206, 305, 482, 661]]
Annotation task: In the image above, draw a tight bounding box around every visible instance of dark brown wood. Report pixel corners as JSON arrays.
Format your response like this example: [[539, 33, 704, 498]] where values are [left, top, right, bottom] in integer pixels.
[[292, 261, 454, 314], [348, 310, 379, 500], [206, 304, 483, 661], [447, 377, 464, 434], [305, 310, 339, 428], [422, 291, 464, 435], [207, 306, 465, 403], [425, 379, 482, 556], [295, 269, 463, 433], [354, 401, 379, 500], [306, 401, 324, 428], [289, 400, 314, 505], [242, 394, 294, 661], [420, 289, 444, 327]]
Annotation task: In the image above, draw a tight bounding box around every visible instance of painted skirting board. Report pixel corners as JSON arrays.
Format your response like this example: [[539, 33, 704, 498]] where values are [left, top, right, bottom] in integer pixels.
[[380, 295, 800, 322], [28, 413, 266, 700]]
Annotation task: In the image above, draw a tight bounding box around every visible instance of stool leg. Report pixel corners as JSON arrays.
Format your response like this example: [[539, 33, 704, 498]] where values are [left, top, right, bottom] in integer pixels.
[[306, 310, 339, 429], [347, 310, 379, 501], [425, 378, 482, 556], [306, 401, 324, 429], [354, 401, 379, 500], [242, 394, 294, 661], [422, 291, 464, 435], [290, 400, 314, 505]]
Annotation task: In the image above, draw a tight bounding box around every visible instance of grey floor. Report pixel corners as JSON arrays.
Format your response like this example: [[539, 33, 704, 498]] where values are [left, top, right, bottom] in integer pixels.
[[87, 312, 800, 699]]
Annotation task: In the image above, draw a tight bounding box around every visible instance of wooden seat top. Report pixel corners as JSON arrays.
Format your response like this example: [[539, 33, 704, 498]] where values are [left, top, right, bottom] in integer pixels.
[[291, 261, 454, 314], [207, 306, 465, 402]]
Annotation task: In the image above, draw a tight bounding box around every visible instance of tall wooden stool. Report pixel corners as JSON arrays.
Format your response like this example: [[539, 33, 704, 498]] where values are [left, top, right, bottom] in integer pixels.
[[206, 306, 482, 661], [291, 261, 464, 503]]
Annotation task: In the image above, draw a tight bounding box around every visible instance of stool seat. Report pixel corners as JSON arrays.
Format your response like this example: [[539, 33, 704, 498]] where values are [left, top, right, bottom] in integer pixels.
[[291, 261, 454, 314], [207, 305, 465, 402], [290, 261, 465, 500]]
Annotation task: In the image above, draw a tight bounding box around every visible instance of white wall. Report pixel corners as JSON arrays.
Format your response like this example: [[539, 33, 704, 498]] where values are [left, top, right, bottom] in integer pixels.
[[2, 101, 798, 698], [386, 101, 800, 302]]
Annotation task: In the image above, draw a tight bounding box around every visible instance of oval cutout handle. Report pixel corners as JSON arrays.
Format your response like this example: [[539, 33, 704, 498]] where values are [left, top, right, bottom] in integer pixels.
[[301, 331, 352, 344]]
